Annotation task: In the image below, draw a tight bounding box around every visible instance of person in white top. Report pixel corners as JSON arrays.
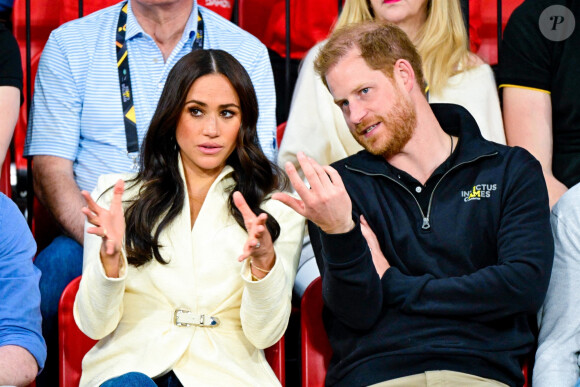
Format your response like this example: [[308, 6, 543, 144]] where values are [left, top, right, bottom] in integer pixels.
[[280, 0, 506, 296], [74, 49, 304, 387]]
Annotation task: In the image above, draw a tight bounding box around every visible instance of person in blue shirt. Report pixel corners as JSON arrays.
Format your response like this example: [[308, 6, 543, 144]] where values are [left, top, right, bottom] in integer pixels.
[[0, 193, 46, 386], [24, 0, 277, 384]]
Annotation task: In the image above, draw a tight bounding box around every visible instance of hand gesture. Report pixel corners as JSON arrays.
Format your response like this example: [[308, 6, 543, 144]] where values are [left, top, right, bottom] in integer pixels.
[[272, 152, 354, 234], [233, 191, 275, 276], [360, 215, 390, 278], [80, 179, 125, 278]]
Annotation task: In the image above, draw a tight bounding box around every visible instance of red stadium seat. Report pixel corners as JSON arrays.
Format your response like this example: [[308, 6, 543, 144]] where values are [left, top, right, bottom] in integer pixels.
[[0, 149, 11, 197], [300, 276, 331, 387], [58, 0, 118, 24], [13, 51, 41, 173], [475, 0, 525, 64], [12, 0, 61, 63], [277, 121, 286, 148], [59, 276, 286, 386], [238, 0, 338, 60]]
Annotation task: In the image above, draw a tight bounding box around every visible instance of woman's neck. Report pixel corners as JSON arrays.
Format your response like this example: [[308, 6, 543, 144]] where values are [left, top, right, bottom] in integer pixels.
[[183, 165, 224, 227]]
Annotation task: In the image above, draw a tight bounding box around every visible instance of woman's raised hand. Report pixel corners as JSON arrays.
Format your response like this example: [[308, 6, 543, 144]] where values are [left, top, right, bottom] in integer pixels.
[[233, 191, 275, 278], [80, 179, 126, 278], [360, 215, 389, 278]]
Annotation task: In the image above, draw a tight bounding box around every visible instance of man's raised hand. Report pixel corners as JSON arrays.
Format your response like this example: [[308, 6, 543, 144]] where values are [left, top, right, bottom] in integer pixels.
[[272, 152, 355, 234]]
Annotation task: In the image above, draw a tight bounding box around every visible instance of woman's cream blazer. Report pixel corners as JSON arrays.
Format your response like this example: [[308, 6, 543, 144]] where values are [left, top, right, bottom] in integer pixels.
[[74, 163, 304, 386]]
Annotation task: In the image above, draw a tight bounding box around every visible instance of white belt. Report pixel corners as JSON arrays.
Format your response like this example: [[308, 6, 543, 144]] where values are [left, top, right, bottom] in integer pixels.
[[174, 309, 220, 327]]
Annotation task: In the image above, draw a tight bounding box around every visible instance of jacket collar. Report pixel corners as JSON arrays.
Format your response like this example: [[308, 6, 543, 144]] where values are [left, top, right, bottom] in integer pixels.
[[177, 154, 235, 190], [345, 103, 498, 176]]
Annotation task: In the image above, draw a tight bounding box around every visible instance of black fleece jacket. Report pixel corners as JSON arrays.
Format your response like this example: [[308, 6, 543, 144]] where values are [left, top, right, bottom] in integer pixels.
[[309, 104, 554, 387]]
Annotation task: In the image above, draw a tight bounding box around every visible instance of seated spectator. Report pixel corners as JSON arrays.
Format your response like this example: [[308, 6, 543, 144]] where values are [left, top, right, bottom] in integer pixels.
[[498, 0, 579, 208], [0, 22, 21, 166], [24, 0, 276, 384], [274, 21, 553, 386], [533, 182, 580, 387], [280, 0, 505, 179], [279, 0, 506, 295], [0, 193, 46, 386], [75, 49, 304, 386]]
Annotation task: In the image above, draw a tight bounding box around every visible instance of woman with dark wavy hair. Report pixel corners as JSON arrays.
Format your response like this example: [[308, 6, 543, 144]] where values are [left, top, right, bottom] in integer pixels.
[[73, 49, 304, 387]]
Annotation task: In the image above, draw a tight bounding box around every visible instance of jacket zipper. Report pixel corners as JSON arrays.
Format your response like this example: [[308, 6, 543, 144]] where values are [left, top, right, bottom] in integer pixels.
[[346, 152, 498, 231]]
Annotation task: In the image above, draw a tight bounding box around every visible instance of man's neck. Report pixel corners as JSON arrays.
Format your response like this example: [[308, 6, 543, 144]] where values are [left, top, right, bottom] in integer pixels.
[[131, 0, 194, 61], [387, 101, 454, 185]]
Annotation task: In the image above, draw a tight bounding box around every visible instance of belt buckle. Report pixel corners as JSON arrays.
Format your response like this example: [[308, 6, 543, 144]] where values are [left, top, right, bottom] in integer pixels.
[[174, 309, 220, 327]]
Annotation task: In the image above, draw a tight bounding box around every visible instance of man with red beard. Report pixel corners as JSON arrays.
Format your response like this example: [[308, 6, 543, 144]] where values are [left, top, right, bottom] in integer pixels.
[[274, 21, 554, 387]]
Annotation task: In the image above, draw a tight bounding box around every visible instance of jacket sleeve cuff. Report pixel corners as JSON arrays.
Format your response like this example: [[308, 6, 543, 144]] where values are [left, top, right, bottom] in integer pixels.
[[240, 254, 286, 300], [318, 218, 368, 266]]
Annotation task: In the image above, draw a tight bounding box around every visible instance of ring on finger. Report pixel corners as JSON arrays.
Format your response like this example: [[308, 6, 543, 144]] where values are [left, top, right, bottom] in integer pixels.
[[101, 228, 108, 239], [254, 241, 261, 249]]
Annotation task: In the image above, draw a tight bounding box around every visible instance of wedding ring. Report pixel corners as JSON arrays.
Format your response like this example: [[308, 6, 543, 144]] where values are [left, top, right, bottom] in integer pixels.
[[102, 228, 108, 238], [254, 242, 261, 249]]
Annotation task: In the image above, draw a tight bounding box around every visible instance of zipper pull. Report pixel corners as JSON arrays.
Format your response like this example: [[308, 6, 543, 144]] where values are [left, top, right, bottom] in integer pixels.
[[422, 217, 431, 230]]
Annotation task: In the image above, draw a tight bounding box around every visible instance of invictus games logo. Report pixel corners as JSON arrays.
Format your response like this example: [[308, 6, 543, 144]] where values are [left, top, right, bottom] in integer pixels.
[[539, 5, 575, 41], [461, 184, 497, 202]]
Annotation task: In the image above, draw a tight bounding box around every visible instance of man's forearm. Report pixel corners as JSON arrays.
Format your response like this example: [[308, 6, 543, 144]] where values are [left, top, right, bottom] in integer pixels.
[[33, 155, 86, 244], [0, 345, 38, 386]]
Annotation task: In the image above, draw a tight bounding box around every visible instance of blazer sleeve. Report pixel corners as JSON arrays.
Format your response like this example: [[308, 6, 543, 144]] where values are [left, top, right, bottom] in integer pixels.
[[239, 199, 304, 349], [73, 174, 129, 340]]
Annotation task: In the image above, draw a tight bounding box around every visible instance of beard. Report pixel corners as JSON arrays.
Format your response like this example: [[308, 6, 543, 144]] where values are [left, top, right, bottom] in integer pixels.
[[353, 90, 417, 159]]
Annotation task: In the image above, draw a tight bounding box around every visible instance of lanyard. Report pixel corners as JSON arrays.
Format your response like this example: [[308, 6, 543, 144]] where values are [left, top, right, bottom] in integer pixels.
[[116, 2, 204, 157]]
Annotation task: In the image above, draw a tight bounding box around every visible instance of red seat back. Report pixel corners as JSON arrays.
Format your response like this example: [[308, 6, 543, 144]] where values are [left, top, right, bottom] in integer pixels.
[[59, 276, 285, 386], [12, 0, 61, 63], [475, 0, 525, 64], [58, 0, 119, 24], [13, 51, 41, 173], [238, 0, 338, 60], [0, 149, 12, 197], [300, 276, 331, 387], [277, 121, 286, 148], [1, 149, 11, 197]]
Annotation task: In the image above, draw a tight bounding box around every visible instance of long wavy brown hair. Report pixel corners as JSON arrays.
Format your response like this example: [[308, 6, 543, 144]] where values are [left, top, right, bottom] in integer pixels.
[[123, 49, 287, 267]]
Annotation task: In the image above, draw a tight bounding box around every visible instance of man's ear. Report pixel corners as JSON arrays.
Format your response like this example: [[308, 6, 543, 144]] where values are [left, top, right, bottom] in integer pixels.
[[393, 59, 416, 93]]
